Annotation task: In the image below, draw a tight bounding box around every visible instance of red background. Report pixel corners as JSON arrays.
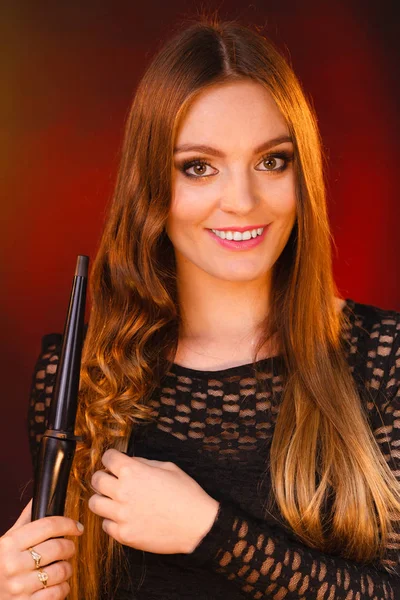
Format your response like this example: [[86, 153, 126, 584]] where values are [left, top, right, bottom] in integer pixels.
[[1, 1, 399, 535]]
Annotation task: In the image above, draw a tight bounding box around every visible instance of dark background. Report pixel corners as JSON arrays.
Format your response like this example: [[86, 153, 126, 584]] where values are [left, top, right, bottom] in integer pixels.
[[1, 0, 399, 535]]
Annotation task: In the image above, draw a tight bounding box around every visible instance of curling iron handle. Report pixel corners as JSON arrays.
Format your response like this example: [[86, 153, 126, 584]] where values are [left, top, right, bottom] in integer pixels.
[[31, 435, 77, 520]]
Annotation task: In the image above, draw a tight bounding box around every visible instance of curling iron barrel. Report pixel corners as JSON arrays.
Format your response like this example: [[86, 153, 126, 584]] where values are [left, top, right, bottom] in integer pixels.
[[31, 255, 89, 520]]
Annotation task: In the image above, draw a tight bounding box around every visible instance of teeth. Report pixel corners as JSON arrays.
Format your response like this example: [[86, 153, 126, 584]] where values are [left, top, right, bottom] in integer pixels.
[[211, 227, 265, 241]]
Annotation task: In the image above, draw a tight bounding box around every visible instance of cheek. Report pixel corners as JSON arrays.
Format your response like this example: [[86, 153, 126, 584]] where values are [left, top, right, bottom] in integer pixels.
[[266, 177, 296, 221], [167, 182, 214, 230]]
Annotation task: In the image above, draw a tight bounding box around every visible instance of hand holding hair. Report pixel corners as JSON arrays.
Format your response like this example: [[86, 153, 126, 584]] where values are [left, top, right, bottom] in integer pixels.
[[88, 448, 220, 555]]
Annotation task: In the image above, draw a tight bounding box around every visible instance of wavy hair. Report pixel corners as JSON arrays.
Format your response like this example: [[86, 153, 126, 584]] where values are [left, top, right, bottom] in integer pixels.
[[64, 13, 400, 600]]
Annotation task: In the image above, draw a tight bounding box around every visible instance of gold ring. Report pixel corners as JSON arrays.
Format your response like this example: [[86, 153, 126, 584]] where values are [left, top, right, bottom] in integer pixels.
[[28, 547, 41, 569], [37, 568, 49, 588]]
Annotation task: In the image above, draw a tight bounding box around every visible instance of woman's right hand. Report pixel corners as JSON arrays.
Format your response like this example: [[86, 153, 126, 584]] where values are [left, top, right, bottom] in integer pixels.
[[0, 499, 84, 599]]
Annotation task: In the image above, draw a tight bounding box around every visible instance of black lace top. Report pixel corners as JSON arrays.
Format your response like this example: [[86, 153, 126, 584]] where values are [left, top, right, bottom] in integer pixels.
[[28, 298, 400, 599]]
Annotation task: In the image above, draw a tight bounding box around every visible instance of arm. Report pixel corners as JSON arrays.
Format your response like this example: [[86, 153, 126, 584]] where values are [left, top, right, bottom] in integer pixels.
[[186, 499, 399, 599], [185, 327, 400, 599]]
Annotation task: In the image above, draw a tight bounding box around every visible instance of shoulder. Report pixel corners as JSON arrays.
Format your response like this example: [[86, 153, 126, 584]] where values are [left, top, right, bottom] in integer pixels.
[[343, 297, 400, 414], [32, 333, 64, 387], [31, 322, 89, 384], [40, 333, 63, 356], [27, 325, 88, 465], [344, 297, 400, 334], [37, 323, 89, 358], [28, 333, 63, 467], [344, 297, 399, 366]]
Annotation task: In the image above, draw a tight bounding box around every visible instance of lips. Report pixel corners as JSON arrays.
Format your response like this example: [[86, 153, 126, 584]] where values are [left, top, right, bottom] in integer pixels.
[[206, 224, 270, 251], [208, 224, 268, 232]]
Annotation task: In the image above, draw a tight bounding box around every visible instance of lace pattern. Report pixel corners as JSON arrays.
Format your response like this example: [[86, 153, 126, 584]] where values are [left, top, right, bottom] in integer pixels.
[[27, 299, 400, 599]]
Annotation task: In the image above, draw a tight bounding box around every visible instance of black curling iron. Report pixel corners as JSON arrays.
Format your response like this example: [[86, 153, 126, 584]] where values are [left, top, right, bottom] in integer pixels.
[[31, 255, 89, 520]]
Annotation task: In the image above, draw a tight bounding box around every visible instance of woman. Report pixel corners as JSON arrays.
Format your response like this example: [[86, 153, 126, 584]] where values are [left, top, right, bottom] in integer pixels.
[[2, 15, 400, 600]]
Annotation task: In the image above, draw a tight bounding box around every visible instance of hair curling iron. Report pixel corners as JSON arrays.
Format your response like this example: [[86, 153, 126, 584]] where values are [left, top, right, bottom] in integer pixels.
[[31, 255, 89, 520]]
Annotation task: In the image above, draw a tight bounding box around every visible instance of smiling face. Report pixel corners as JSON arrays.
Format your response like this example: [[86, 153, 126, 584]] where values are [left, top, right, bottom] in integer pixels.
[[167, 79, 297, 284]]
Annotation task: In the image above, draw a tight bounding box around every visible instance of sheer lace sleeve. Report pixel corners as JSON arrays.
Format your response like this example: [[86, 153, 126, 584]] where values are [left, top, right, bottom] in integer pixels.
[[186, 320, 400, 599], [186, 498, 399, 599], [27, 333, 62, 471]]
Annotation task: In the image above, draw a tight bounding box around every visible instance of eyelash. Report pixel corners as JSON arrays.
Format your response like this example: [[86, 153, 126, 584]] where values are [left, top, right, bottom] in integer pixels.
[[179, 151, 294, 180]]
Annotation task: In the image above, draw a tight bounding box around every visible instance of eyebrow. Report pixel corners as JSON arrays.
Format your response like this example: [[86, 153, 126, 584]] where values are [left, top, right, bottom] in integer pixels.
[[173, 135, 293, 157]]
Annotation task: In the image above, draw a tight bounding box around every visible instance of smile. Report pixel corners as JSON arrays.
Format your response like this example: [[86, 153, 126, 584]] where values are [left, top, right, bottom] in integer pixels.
[[206, 224, 270, 251], [211, 227, 264, 241]]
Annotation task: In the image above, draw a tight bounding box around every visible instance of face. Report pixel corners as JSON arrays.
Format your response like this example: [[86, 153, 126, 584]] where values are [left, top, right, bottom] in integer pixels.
[[167, 79, 296, 283]]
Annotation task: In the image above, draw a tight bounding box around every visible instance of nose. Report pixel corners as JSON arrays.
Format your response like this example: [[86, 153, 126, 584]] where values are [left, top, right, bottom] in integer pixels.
[[218, 170, 259, 215]]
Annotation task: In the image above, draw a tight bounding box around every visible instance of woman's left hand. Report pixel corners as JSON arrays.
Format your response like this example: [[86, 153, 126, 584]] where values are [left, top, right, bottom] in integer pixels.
[[88, 449, 220, 555]]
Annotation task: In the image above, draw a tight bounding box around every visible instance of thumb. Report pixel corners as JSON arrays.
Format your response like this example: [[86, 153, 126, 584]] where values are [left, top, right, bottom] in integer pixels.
[[8, 499, 33, 533]]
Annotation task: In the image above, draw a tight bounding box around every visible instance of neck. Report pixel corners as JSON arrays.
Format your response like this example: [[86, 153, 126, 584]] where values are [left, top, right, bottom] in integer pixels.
[[175, 260, 272, 348]]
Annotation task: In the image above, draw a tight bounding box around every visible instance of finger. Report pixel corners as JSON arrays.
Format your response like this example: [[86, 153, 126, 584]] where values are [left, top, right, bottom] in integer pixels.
[[19, 538, 76, 575], [28, 560, 72, 594], [9, 516, 83, 552], [8, 499, 33, 533], [32, 581, 70, 600], [91, 470, 118, 499], [101, 448, 132, 477], [88, 493, 119, 521], [101, 517, 120, 541]]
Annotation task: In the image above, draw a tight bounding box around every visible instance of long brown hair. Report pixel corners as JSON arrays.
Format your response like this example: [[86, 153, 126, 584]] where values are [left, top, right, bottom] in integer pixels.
[[65, 14, 400, 600]]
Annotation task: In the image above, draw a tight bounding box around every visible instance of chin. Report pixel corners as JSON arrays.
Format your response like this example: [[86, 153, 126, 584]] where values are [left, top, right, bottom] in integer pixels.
[[210, 267, 267, 283]]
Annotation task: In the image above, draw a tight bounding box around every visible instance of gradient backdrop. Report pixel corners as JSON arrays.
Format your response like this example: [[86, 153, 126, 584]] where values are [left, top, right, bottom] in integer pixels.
[[1, 0, 399, 534]]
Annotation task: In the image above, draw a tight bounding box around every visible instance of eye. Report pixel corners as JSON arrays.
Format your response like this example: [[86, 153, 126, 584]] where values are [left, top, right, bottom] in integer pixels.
[[180, 159, 216, 179], [178, 150, 293, 181], [256, 151, 293, 173]]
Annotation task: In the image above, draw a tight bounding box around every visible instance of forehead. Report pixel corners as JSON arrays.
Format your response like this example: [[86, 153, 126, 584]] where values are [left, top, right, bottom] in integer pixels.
[[175, 80, 289, 150]]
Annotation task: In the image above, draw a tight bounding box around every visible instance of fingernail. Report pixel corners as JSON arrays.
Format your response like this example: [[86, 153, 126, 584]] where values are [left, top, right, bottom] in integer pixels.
[[76, 521, 84, 532]]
